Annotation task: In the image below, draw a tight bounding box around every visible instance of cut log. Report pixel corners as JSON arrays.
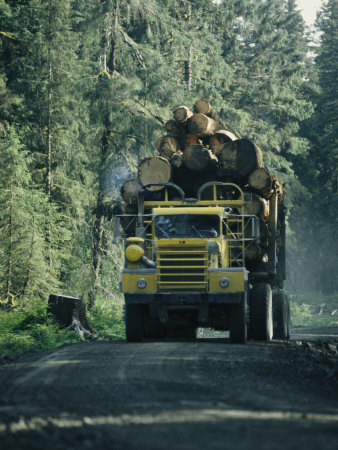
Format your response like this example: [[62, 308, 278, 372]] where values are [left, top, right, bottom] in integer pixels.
[[244, 218, 269, 244], [170, 152, 183, 169], [207, 130, 238, 154], [242, 192, 269, 220], [187, 113, 219, 136], [217, 139, 264, 178], [164, 119, 186, 136], [183, 133, 203, 147], [172, 166, 195, 198], [138, 156, 172, 191], [182, 145, 218, 171], [245, 244, 263, 261], [193, 172, 219, 199], [248, 167, 273, 196], [194, 99, 227, 129], [156, 135, 181, 158], [48, 294, 98, 340], [194, 99, 214, 116], [121, 178, 142, 205], [173, 105, 193, 123]]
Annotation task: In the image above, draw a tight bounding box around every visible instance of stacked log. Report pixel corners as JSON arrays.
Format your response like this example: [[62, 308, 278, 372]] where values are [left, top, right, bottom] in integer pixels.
[[119, 99, 285, 265]]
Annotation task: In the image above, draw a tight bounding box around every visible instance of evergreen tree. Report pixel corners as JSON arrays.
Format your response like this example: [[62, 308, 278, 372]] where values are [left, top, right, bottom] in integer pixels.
[[0, 127, 55, 304], [295, 0, 338, 295]]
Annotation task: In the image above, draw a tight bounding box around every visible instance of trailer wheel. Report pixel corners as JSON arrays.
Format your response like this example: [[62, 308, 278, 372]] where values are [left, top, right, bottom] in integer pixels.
[[272, 291, 288, 340], [125, 304, 144, 342], [250, 283, 273, 341], [229, 297, 247, 344]]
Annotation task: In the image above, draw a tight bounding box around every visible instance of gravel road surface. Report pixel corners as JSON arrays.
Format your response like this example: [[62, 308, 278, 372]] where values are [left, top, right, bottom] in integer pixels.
[[0, 327, 337, 449]]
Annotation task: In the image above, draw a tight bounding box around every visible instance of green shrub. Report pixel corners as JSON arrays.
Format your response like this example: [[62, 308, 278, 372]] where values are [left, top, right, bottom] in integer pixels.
[[88, 304, 125, 340], [0, 306, 81, 358], [291, 302, 338, 327]]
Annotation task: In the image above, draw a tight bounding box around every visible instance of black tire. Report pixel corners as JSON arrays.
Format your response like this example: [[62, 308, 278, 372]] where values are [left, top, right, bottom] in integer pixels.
[[250, 283, 273, 341], [272, 291, 288, 340], [229, 297, 247, 344], [125, 304, 144, 342]]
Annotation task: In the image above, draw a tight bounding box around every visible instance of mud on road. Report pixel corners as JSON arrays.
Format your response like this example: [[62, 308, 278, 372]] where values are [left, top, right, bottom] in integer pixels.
[[0, 327, 337, 450]]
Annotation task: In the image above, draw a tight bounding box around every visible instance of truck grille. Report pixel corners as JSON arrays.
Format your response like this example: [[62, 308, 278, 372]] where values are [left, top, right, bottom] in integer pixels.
[[157, 244, 208, 291]]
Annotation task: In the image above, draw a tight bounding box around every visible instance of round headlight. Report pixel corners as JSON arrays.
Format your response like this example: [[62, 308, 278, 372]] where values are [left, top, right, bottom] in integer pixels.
[[219, 277, 230, 288], [137, 278, 147, 289], [125, 244, 144, 262]]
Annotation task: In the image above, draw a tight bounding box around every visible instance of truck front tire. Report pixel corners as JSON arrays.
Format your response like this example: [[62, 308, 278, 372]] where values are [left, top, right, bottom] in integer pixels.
[[229, 297, 247, 344], [250, 283, 273, 341], [125, 304, 144, 342]]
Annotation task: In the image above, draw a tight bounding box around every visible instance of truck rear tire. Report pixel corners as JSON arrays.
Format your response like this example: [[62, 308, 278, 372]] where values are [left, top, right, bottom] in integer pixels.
[[250, 283, 273, 341], [273, 291, 288, 340], [229, 298, 247, 344], [125, 304, 144, 342]]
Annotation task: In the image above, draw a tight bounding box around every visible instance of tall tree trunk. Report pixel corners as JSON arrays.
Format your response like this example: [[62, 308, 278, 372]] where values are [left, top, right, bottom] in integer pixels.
[[21, 224, 35, 298], [46, 1, 53, 267], [89, 121, 111, 309], [4, 198, 13, 304], [185, 44, 192, 90]]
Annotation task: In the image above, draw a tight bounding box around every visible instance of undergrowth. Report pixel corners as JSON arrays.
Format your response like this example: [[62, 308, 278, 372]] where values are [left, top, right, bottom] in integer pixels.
[[0, 297, 125, 359], [290, 302, 338, 327], [88, 302, 125, 340], [0, 302, 81, 359]]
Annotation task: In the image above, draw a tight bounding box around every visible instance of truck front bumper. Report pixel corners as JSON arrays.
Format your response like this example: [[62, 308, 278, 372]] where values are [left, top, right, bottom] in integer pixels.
[[124, 292, 243, 305]]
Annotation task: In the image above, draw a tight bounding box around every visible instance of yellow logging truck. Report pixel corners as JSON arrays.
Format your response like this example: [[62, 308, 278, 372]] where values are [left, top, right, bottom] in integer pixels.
[[119, 182, 289, 343]]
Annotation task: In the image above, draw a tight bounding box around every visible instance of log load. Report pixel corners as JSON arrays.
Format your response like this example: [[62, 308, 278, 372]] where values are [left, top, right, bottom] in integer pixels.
[[118, 99, 285, 271], [184, 133, 203, 146], [245, 244, 264, 261], [121, 178, 142, 205], [248, 167, 274, 197], [194, 99, 227, 130], [244, 218, 269, 244], [187, 113, 220, 136], [174, 106, 193, 123], [207, 130, 238, 154], [170, 152, 183, 169], [242, 192, 269, 221], [156, 135, 181, 159], [182, 145, 218, 171], [138, 156, 172, 191], [164, 119, 186, 136], [217, 138, 264, 178]]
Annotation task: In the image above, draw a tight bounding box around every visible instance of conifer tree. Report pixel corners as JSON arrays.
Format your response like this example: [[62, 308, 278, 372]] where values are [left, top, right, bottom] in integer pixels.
[[0, 127, 55, 303], [295, 0, 338, 294]]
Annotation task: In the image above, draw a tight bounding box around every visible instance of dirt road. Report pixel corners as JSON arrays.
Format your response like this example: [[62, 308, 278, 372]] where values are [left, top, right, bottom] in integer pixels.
[[0, 328, 337, 450]]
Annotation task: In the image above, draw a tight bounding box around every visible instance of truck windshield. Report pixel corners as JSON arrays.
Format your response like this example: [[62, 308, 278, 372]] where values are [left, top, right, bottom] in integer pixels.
[[155, 214, 220, 238]]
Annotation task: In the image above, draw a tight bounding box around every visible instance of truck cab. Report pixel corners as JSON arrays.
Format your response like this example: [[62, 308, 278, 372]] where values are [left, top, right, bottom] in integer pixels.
[[120, 181, 287, 343]]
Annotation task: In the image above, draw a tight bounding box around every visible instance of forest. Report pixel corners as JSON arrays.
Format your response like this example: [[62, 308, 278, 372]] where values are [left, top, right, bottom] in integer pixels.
[[0, 0, 337, 349]]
